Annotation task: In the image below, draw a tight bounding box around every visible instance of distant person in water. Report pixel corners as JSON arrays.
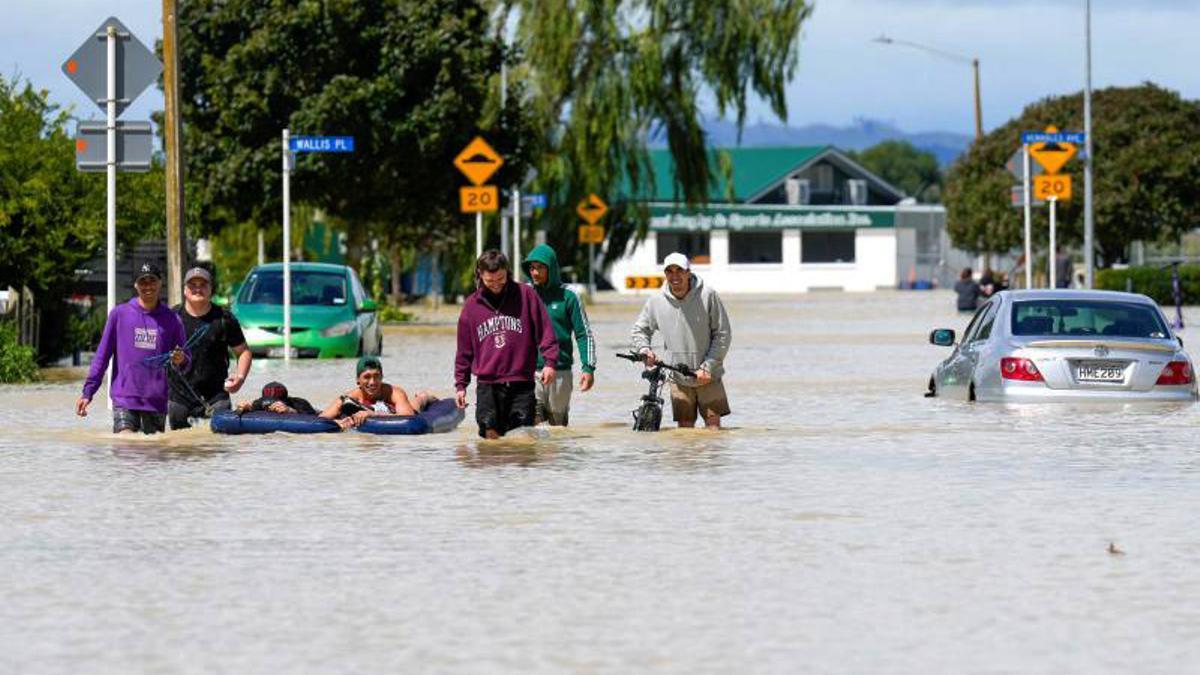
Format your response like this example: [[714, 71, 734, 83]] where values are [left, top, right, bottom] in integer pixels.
[[75, 261, 190, 434], [319, 356, 432, 430], [954, 267, 982, 312]]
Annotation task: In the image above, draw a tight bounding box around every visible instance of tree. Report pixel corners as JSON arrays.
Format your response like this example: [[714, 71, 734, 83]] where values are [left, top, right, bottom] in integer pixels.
[[943, 84, 1200, 263], [0, 78, 163, 360], [504, 0, 812, 267], [848, 140, 942, 203], [175, 0, 532, 297]]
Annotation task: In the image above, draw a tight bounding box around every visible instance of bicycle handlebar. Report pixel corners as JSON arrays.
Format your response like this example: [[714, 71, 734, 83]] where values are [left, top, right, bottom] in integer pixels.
[[614, 352, 696, 377]]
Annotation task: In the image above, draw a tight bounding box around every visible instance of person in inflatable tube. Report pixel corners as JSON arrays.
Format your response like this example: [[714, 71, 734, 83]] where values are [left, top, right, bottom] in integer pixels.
[[235, 381, 317, 415], [454, 250, 559, 439], [75, 261, 190, 434], [318, 356, 433, 430]]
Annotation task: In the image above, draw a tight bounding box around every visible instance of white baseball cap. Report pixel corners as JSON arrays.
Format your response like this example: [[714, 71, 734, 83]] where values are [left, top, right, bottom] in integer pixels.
[[662, 252, 690, 271]]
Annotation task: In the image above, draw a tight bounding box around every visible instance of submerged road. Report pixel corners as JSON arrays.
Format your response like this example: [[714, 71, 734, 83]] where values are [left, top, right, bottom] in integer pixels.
[[2, 291, 1198, 674]]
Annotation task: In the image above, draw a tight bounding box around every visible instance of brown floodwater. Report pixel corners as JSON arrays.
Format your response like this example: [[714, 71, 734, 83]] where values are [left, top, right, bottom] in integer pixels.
[[1, 291, 1198, 674]]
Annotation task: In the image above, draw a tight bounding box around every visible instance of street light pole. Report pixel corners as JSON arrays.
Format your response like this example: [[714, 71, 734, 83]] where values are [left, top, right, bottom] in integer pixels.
[[1083, 0, 1095, 287], [872, 35, 983, 141]]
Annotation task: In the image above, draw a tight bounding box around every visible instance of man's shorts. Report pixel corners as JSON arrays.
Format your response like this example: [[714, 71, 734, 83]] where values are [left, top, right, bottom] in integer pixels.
[[168, 392, 232, 430], [534, 370, 574, 426], [669, 380, 732, 423], [475, 381, 536, 438], [113, 407, 167, 434]]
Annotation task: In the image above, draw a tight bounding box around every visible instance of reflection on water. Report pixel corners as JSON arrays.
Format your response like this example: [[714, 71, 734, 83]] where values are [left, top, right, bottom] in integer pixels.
[[1, 292, 1198, 674]]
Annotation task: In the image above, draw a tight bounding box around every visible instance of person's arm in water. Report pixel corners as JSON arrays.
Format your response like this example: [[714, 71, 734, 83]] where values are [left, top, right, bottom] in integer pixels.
[[386, 384, 418, 416], [631, 300, 659, 366], [77, 308, 119, 416], [453, 310, 474, 409], [568, 292, 596, 391], [532, 294, 558, 385], [698, 292, 732, 385], [318, 394, 348, 420], [226, 343, 251, 393]]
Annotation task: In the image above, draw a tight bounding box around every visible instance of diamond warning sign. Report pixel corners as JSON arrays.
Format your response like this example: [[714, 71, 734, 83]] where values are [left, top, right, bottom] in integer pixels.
[[453, 136, 504, 186], [1029, 126, 1077, 175]]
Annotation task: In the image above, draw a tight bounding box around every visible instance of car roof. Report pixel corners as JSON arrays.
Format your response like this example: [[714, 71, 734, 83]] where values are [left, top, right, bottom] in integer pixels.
[[997, 289, 1156, 305], [249, 262, 351, 274]]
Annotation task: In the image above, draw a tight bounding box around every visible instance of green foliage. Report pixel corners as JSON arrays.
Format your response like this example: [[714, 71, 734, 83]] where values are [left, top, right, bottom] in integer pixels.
[[0, 77, 165, 360], [508, 0, 812, 267], [0, 321, 39, 383], [176, 0, 525, 268], [1096, 265, 1200, 305], [848, 140, 941, 202], [63, 304, 107, 354], [377, 305, 415, 323], [943, 84, 1200, 261]]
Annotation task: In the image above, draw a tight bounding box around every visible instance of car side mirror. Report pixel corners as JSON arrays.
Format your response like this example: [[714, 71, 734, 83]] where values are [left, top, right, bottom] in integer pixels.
[[358, 298, 378, 313], [929, 328, 955, 346]]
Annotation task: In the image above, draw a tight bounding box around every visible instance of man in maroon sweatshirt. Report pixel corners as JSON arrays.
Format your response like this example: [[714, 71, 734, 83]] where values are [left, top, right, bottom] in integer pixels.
[[455, 250, 558, 438]]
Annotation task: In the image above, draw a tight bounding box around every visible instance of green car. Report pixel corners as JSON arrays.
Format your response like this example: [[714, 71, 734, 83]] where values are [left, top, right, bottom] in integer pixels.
[[232, 262, 383, 358]]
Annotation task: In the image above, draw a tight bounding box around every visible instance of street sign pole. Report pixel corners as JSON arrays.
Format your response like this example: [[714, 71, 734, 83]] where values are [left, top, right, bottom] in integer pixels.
[[589, 241, 595, 298], [282, 128, 292, 362], [1083, 0, 1095, 288], [1022, 143, 1033, 289], [512, 187, 521, 281], [258, 230, 265, 266], [476, 212, 483, 259], [1049, 196, 1058, 289], [105, 24, 118, 407]]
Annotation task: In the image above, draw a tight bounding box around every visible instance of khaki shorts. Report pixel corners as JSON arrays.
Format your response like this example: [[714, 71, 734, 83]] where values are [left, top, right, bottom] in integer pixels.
[[535, 370, 574, 426], [670, 380, 731, 423]]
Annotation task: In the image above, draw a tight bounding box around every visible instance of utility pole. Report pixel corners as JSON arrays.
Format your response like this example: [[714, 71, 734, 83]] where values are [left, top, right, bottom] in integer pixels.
[[162, 0, 186, 306], [1083, 0, 1095, 288]]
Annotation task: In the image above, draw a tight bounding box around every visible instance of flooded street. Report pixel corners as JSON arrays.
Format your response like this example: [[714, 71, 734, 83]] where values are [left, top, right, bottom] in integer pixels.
[[2, 291, 1199, 674]]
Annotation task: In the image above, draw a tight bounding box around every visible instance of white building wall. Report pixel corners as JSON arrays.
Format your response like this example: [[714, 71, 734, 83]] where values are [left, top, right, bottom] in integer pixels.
[[612, 228, 902, 294]]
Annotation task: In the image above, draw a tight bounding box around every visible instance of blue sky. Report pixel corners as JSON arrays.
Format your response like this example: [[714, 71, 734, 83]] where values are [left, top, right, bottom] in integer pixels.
[[3, 0, 1198, 136]]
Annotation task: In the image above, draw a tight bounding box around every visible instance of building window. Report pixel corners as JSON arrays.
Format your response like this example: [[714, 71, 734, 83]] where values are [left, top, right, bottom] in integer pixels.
[[730, 231, 783, 264], [657, 231, 711, 264], [802, 230, 856, 263]]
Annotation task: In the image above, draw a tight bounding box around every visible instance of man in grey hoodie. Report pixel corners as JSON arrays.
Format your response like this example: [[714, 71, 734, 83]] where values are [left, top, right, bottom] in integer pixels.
[[630, 252, 732, 429]]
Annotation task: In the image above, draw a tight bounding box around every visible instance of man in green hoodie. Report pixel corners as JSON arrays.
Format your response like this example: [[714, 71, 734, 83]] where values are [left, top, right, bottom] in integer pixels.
[[521, 244, 597, 426]]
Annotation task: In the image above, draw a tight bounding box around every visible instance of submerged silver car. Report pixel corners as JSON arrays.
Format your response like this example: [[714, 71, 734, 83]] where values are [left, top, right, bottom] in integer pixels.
[[927, 290, 1197, 402]]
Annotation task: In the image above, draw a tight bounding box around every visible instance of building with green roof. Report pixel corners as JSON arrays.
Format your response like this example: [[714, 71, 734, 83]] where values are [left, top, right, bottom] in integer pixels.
[[610, 145, 955, 293]]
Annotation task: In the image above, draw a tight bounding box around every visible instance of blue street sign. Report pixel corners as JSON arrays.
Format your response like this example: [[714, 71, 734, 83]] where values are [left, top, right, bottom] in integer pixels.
[[289, 136, 355, 152], [1021, 131, 1085, 144], [523, 193, 547, 209]]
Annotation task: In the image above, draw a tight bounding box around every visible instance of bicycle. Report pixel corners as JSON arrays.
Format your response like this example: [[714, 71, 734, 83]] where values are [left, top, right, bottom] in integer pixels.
[[615, 352, 695, 431]]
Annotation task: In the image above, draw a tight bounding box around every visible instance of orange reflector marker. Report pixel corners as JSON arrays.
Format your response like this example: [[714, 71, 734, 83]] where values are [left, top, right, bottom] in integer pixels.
[[75, 138, 88, 153]]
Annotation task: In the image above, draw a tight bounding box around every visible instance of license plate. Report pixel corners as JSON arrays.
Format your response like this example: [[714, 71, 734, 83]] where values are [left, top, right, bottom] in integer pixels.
[[1075, 361, 1124, 382], [267, 347, 298, 358]]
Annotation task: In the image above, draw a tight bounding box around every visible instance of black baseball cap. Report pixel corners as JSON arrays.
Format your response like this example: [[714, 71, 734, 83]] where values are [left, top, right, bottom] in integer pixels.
[[135, 261, 163, 281]]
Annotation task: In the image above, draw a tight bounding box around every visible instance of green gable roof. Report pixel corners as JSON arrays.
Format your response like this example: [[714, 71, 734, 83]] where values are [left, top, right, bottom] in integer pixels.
[[635, 146, 828, 203]]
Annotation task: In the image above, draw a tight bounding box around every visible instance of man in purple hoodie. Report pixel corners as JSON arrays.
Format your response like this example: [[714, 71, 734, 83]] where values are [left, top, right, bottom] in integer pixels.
[[75, 261, 190, 434], [455, 250, 558, 439]]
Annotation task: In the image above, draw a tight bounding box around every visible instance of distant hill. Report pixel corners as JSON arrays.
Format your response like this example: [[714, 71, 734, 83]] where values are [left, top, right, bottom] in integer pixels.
[[674, 117, 972, 166]]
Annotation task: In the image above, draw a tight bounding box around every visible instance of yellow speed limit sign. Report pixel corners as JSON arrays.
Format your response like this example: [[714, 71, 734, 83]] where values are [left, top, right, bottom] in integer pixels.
[[460, 185, 499, 213], [1033, 174, 1072, 201]]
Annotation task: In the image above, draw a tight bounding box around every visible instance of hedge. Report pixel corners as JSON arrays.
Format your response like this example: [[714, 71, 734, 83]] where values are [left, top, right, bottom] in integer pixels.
[[1095, 265, 1200, 305]]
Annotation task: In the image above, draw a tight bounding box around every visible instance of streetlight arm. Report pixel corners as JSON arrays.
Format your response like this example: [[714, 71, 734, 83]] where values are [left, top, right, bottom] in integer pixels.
[[872, 34, 973, 65]]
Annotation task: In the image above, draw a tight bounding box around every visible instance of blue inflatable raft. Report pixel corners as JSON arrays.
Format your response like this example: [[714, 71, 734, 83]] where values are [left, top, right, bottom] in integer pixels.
[[211, 398, 465, 435]]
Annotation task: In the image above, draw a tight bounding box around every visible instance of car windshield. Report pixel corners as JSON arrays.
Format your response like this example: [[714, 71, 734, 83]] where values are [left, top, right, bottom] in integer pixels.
[[238, 271, 348, 306], [1011, 299, 1169, 338]]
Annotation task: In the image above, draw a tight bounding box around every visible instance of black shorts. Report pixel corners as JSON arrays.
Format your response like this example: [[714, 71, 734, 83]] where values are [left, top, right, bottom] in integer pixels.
[[168, 392, 232, 430], [475, 381, 536, 438], [113, 407, 167, 435]]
